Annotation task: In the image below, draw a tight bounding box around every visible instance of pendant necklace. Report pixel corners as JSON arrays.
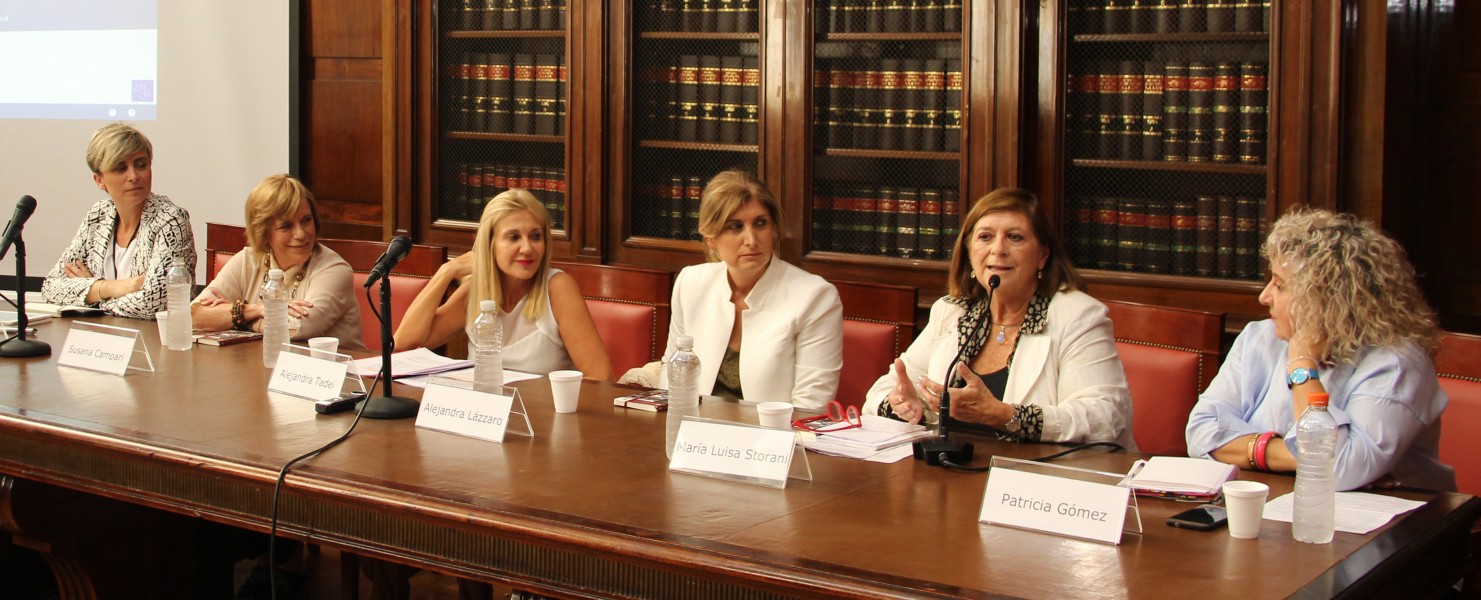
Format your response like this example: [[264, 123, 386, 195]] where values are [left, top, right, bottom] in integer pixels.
[[995, 322, 1023, 344]]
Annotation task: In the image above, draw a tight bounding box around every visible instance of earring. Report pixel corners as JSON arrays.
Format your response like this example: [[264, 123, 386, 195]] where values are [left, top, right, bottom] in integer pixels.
[[1037, 269, 1043, 280]]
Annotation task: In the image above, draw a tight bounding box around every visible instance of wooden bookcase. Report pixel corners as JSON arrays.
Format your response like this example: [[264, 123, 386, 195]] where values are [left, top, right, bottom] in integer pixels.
[[394, 0, 1351, 320]]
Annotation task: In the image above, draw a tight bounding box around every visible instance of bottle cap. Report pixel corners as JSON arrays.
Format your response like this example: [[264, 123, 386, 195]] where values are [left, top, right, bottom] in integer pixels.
[[676, 335, 694, 350], [480, 299, 497, 312], [268, 268, 284, 280], [1308, 392, 1329, 408]]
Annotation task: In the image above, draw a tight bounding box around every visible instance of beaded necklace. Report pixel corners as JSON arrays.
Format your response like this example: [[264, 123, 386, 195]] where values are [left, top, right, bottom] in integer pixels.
[[259, 253, 309, 299]]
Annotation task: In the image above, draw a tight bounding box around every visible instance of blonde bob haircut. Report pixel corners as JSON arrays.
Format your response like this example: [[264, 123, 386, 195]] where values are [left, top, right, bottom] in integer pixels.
[[85, 122, 154, 175], [1263, 208, 1439, 363], [467, 189, 553, 324], [946, 188, 1085, 300], [697, 169, 782, 262], [244, 174, 320, 255]]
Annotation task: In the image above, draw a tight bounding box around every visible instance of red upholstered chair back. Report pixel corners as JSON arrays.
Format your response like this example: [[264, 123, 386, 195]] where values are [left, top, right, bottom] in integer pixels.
[[1104, 300, 1224, 456], [317, 238, 447, 351], [204, 223, 448, 351], [834, 280, 917, 409], [551, 262, 672, 375], [1436, 332, 1481, 495]]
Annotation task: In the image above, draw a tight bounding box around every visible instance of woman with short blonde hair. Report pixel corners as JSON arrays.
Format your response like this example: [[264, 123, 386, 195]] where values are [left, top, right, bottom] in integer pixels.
[[1187, 208, 1453, 491], [192, 174, 365, 351], [42, 123, 196, 318]]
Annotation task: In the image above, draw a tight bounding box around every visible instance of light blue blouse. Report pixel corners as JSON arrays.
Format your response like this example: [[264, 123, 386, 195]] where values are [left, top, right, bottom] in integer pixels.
[[1185, 320, 1454, 491]]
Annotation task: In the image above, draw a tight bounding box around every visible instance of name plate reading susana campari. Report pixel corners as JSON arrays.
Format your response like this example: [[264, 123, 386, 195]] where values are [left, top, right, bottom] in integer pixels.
[[58, 328, 136, 375], [979, 466, 1131, 544], [415, 382, 515, 443], [668, 420, 796, 484], [268, 351, 349, 401]]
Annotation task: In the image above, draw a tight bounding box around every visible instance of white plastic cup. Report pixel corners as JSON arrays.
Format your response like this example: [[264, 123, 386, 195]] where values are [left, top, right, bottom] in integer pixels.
[[756, 402, 794, 429], [308, 337, 340, 360], [548, 370, 584, 413], [1222, 480, 1271, 539], [154, 311, 170, 342]]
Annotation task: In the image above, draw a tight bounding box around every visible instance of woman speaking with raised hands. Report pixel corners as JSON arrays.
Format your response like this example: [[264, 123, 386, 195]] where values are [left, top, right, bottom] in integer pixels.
[[863, 188, 1134, 447]]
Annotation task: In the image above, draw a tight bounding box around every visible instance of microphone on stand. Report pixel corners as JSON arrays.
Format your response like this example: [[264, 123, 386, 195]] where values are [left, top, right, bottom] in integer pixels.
[[1, 195, 50, 358], [913, 273, 999, 466], [360, 236, 419, 419]]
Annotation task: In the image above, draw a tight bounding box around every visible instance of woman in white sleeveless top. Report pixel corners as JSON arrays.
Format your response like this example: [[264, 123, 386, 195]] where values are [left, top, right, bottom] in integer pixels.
[[393, 188, 611, 380]]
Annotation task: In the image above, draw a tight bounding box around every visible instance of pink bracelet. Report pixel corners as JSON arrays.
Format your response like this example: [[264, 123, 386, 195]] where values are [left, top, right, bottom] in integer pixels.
[[1253, 431, 1278, 471]]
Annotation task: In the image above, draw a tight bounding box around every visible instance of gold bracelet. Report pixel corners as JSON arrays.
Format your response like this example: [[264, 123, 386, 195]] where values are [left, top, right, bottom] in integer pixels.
[[1245, 433, 1260, 469], [1287, 354, 1319, 366]]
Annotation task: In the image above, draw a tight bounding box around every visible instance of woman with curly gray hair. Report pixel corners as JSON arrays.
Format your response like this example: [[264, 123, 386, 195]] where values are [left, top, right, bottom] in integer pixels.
[[1186, 208, 1453, 491]]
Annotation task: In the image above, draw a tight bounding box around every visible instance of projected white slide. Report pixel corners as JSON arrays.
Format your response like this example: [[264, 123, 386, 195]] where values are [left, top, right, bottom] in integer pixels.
[[0, 1, 158, 120]]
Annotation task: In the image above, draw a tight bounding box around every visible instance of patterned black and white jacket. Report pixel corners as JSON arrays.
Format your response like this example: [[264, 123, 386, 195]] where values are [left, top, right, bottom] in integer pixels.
[[41, 194, 196, 320]]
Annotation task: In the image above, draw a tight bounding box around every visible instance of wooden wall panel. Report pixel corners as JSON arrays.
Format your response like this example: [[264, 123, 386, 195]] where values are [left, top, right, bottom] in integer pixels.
[[301, 0, 388, 242], [307, 0, 382, 58]]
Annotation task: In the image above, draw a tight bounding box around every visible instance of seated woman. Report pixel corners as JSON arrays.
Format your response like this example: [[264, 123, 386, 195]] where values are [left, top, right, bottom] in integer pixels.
[[41, 123, 195, 318], [394, 188, 612, 380], [863, 188, 1133, 447], [192, 174, 366, 352], [624, 170, 842, 409], [1186, 209, 1453, 491]]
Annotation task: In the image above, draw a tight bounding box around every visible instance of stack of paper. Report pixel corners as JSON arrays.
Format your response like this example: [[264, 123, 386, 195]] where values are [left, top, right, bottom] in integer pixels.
[[352, 347, 473, 379], [1, 311, 52, 327], [801, 415, 932, 463], [1125, 456, 1238, 498]]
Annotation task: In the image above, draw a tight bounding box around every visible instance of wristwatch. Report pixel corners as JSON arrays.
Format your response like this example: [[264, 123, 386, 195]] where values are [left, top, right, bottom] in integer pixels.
[[1287, 367, 1320, 389]]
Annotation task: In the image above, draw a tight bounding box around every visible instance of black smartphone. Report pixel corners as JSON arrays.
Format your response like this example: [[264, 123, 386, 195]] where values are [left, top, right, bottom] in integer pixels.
[[1165, 505, 1228, 531]]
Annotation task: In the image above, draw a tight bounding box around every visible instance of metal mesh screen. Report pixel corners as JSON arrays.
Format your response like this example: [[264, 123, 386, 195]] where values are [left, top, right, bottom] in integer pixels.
[[627, 20, 761, 242], [1062, 0, 1271, 282], [436, 0, 569, 230], [809, 26, 962, 261]]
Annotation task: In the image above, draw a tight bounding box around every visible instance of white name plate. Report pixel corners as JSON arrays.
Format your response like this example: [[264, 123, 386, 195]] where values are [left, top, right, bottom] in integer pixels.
[[669, 420, 796, 486], [415, 382, 514, 443], [58, 328, 136, 376], [268, 351, 350, 401], [979, 466, 1130, 545]]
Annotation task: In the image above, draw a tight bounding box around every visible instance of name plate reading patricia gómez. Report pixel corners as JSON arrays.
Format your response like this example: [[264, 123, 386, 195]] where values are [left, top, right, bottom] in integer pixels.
[[415, 381, 515, 443], [59, 327, 138, 376], [268, 350, 350, 401], [979, 463, 1131, 545], [668, 418, 797, 488]]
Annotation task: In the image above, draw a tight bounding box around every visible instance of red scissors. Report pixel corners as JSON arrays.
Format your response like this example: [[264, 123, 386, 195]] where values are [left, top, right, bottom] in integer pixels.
[[791, 401, 863, 432]]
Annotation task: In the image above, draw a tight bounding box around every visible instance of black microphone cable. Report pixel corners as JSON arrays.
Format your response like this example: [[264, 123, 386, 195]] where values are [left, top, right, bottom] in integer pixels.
[[266, 284, 398, 599], [938, 441, 1126, 472]]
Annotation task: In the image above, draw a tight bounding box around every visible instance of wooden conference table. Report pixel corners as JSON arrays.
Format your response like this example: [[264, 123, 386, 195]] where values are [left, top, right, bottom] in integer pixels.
[[0, 317, 1476, 599]]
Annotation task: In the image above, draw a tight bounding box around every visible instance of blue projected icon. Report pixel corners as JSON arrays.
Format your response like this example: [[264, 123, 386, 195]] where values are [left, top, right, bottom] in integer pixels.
[[132, 80, 155, 102]]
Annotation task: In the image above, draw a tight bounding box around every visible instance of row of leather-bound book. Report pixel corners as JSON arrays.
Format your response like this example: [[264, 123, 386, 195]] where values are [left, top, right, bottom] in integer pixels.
[[635, 55, 760, 145], [818, 0, 963, 34], [444, 162, 567, 227], [815, 58, 962, 153], [1068, 0, 1271, 35], [445, 0, 566, 32], [1066, 58, 1267, 164], [809, 183, 961, 259], [444, 53, 567, 136], [1065, 194, 1266, 280], [636, 0, 759, 33]]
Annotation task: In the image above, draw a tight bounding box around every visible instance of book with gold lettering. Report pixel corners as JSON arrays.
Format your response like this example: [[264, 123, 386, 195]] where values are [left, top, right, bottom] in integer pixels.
[[614, 389, 669, 412]]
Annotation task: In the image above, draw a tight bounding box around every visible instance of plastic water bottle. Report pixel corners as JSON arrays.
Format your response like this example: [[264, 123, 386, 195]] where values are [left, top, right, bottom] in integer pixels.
[[1294, 392, 1338, 544], [472, 299, 504, 392], [665, 335, 701, 459], [261, 269, 289, 369], [165, 259, 193, 351]]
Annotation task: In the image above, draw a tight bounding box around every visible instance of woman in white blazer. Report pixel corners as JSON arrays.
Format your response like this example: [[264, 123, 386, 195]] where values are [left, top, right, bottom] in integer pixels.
[[655, 170, 843, 410], [863, 188, 1134, 447]]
